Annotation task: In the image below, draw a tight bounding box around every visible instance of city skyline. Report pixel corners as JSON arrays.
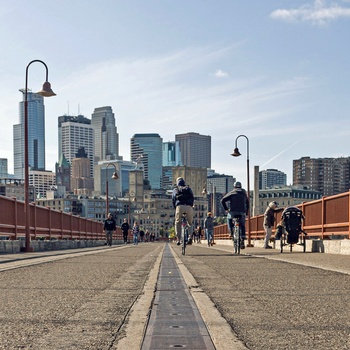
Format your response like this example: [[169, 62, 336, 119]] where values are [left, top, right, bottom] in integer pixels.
[[1, 1, 350, 188]]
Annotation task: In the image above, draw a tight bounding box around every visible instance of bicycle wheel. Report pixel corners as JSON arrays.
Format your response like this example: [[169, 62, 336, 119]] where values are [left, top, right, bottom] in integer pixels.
[[233, 223, 240, 254], [182, 228, 187, 255]]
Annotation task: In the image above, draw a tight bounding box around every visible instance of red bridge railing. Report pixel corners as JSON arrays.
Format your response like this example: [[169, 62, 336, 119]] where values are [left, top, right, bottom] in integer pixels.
[[0, 196, 122, 241], [214, 190, 350, 241]]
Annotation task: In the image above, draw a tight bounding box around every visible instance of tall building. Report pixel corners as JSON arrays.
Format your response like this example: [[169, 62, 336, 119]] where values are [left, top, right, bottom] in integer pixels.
[[55, 153, 71, 193], [0, 158, 8, 178], [207, 173, 235, 194], [131, 134, 163, 189], [162, 141, 182, 189], [293, 156, 350, 196], [175, 132, 211, 168], [259, 169, 287, 189], [91, 106, 119, 165], [14, 90, 46, 179], [71, 147, 94, 196], [162, 141, 182, 166], [58, 115, 94, 178]]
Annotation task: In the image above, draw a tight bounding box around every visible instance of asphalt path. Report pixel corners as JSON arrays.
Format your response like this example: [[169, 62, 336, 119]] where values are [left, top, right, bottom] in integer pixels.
[[1, 243, 350, 349]]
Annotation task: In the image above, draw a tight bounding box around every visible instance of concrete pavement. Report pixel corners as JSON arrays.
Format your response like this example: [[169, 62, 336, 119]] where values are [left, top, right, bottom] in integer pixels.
[[0, 242, 349, 349]]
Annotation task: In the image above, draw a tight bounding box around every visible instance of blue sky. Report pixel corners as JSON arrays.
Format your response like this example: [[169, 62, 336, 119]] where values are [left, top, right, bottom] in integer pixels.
[[1, 0, 350, 188]]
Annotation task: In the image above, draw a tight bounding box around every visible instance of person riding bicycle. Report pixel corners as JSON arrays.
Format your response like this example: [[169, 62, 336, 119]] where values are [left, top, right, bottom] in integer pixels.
[[172, 177, 194, 246], [220, 181, 249, 249]]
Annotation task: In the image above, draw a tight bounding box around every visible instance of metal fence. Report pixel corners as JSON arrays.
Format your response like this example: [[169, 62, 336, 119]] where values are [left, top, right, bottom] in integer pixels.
[[0, 195, 122, 241], [214, 190, 350, 240]]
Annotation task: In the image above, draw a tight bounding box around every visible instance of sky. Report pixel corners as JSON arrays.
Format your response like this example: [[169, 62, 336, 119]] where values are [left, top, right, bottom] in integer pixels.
[[1, 0, 350, 189]]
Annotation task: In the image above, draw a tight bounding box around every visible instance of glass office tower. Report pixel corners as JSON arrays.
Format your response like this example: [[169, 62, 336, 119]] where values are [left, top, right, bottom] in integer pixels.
[[131, 133, 163, 190], [14, 90, 46, 179]]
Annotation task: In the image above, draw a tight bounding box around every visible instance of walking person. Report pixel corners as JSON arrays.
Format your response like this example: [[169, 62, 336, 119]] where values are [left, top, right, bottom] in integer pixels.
[[139, 228, 145, 242], [172, 177, 194, 245], [204, 212, 214, 246], [132, 221, 140, 245], [121, 218, 129, 244], [263, 201, 278, 249], [103, 213, 116, 246], [220, 181, 249, 249]]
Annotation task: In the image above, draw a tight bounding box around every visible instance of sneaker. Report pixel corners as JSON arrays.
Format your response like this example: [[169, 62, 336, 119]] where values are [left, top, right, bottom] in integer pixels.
[[264, 245, 272, 249], [176, 241, 181, 246]]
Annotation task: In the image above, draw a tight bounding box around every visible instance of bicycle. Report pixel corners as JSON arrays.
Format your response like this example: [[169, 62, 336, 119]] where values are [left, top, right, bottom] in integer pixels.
[[181, 213, 190, 255], [232, 214, 243, 254]]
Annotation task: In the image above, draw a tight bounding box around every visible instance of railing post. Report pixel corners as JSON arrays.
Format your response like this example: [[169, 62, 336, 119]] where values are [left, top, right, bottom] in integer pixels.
[[14, 197, 18, 240], [321, 196, 325, 240], [49, 207, 52, 240]]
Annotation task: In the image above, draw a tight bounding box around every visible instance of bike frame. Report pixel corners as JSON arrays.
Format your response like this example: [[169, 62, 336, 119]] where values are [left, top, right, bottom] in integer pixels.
[[181, 215, 189, 255]]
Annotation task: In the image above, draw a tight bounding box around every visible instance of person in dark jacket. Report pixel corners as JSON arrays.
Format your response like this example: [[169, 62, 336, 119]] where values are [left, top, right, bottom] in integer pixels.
[[263, 201, 278, 249], [172, 177, 194, 245], [220, 181, 249, 248], [121, 218, 129, 244], [103, 213, 116, 246], [204, 212, 214, 246]]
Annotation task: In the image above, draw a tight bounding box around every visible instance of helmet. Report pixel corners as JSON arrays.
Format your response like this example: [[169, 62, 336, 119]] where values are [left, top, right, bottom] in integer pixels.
[[176, 177, 185, 186], [234, 181, 242, 188]]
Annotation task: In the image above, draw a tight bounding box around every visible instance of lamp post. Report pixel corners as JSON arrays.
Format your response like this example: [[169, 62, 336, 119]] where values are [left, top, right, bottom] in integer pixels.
[[231, 134, 252, 247], [202, 181, 216, 216], [105, 163, 119, 217], [202, 182, 216, 244], [23, 60, 56, 252], [128, 191, 135, 225]]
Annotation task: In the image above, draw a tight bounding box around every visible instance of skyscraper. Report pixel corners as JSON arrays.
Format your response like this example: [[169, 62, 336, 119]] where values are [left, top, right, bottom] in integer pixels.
[[131, 133, 163, 189], [14, 90, 46, 179], [91, 106, 119, 165], [175, 132, 211, 168], [58, 115, 94, 178], [259, 169, 287, 189], [162, 141, 182, 167], [293, 156, 350, 196]]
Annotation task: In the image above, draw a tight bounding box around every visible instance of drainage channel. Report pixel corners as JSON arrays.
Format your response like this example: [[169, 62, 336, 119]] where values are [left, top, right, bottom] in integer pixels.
[[141, 244, 215, 350]]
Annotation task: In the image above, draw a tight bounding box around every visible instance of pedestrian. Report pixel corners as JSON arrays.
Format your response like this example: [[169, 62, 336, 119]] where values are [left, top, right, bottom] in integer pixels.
[[103, 213, 116, 246], [204, 212, 214, 246], [150, 231, 155, 242], [145, 229, 150, 242], [220, 181, 249, 249], [195, 226, 202, 243], [172, 177, 194, 245], [263, 201, 278, 249], [139, 228, 145, 242], [132, 221, 140, 245], [121, 218, 129, 244]]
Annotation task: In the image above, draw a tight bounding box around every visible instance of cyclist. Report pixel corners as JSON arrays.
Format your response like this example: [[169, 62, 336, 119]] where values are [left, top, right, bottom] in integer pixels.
[[172, 177, 194, 245], [220, 181, 249, 249]]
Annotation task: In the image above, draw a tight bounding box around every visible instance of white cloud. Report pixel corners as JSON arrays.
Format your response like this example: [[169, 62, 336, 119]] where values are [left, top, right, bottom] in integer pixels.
[[214, 69, 229, 78], [270, 0, 350, 25]]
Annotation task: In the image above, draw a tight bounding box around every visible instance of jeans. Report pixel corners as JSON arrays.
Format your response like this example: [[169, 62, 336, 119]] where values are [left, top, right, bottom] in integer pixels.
[[105, 230, 113, 246], [206, 229, 213, 243], [133, 234, 138, 245], [227, 212, 246, 239]]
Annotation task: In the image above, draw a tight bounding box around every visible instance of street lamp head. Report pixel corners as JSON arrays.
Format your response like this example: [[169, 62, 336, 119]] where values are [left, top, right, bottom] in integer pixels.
[[231, 147, 241, 157], [37, 81, 56, 97], [111, 172, 119, 180]]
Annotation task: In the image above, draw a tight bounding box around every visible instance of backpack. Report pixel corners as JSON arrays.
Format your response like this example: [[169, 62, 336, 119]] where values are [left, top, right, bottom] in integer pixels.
[[175, 185, 192, 202]]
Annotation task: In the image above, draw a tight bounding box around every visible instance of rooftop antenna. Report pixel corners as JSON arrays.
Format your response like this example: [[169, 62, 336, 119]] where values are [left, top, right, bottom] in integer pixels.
[[67, 101, 70, 115], [78, 103, 80, 115]]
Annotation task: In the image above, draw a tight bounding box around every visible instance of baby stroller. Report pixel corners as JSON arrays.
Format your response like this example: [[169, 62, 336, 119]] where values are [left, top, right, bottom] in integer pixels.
[[277, 206, 307, 253]]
